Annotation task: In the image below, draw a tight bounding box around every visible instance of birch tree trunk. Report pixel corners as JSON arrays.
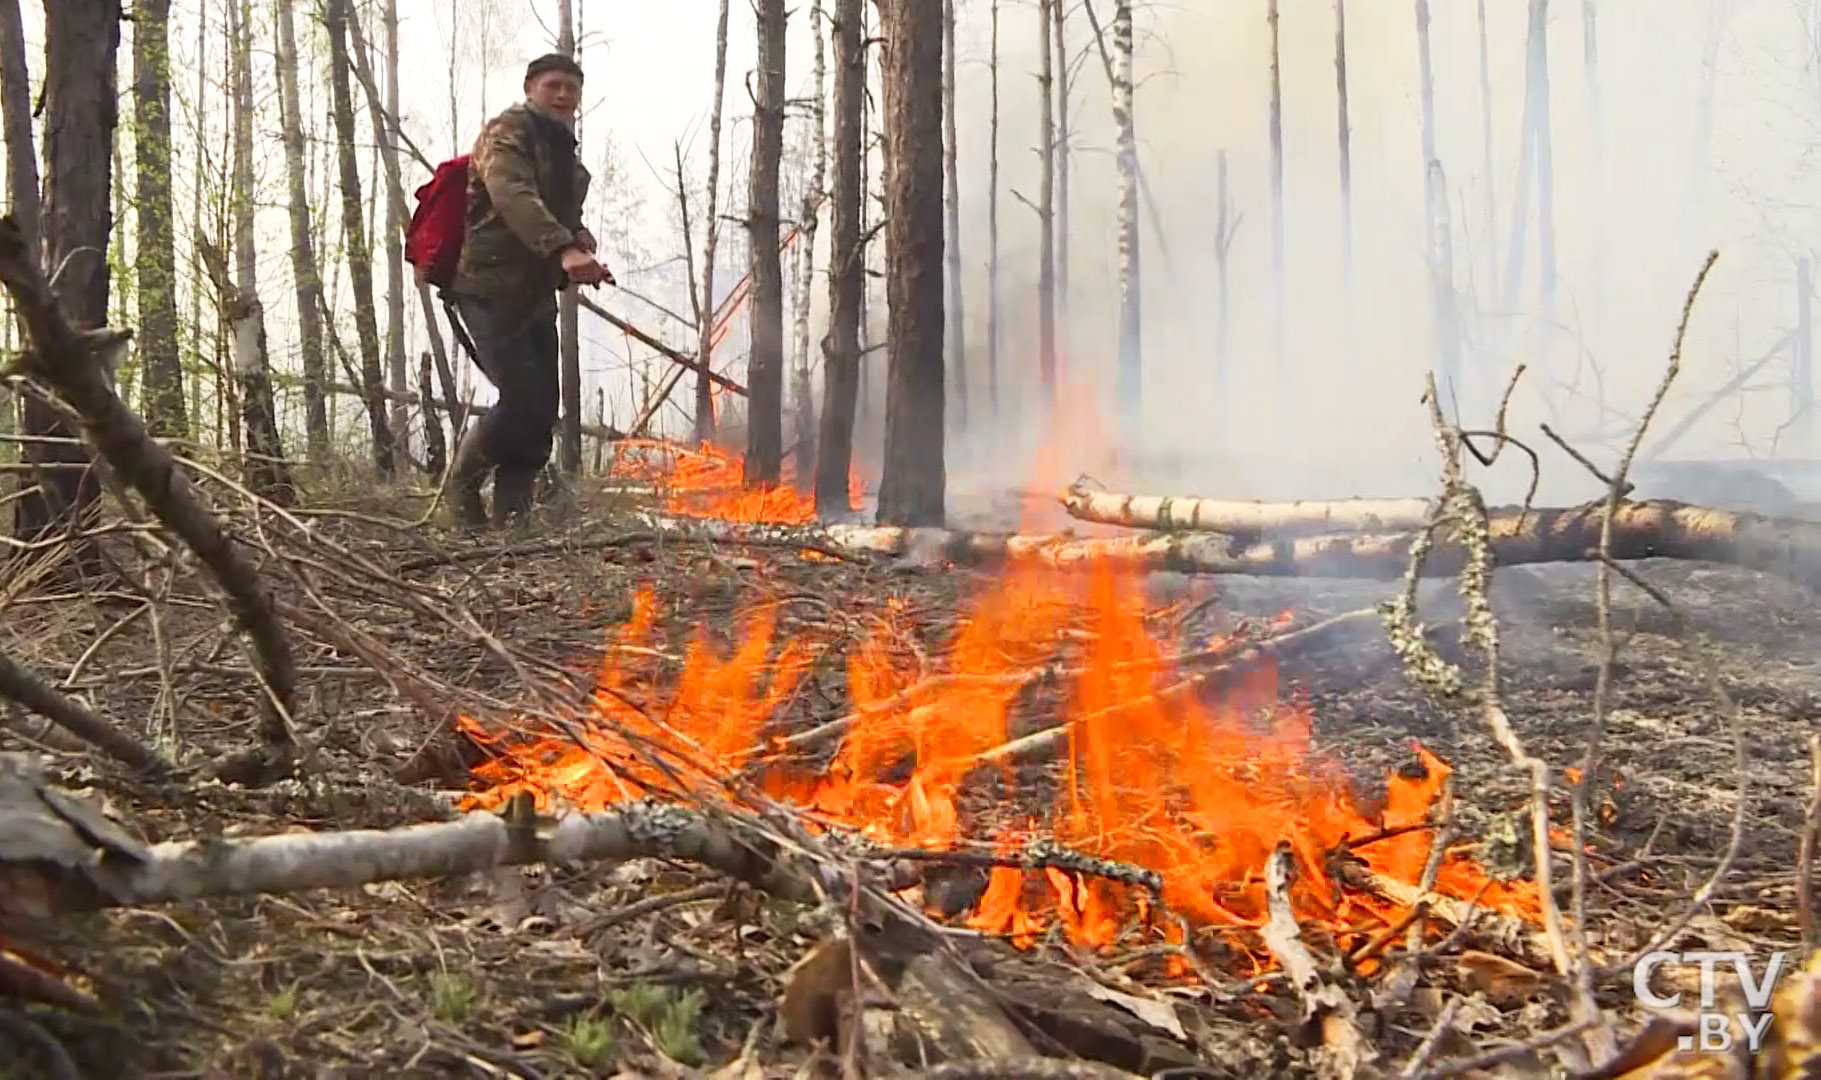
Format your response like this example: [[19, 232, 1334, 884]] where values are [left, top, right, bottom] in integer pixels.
[[1477, 0, 1496, 300], [944, 0, 967, 430], [1796, 258, 1814, 450], [556, 0, 582, 473], [1215, 149, 1234, 384], [132, 0, 186, 438], [382, 0, 408, 454], [1266, 0, 1286, 369], [1112, 0, 1141, 429], [227, 0, 292, 498], [1582, 0, 1604, 348], [790, 0, 828, 491], [1529, 0, 1558, 373], [1334, 0, 1352, 293], [696, 0, 734, 444], [275, 0, 328, 458], [872, 0, 945, 527], [188, 1, 209, 438], [745, 0, 788, 488], [325, 0, 397, 473], [1036, 0, 1057, 410], [1051, 0, 1069, 327], [1414, 0, 1458, 394], [18, 0, 116, 549], [814, 0, 866, 516], [987, 0, 1001, 419]]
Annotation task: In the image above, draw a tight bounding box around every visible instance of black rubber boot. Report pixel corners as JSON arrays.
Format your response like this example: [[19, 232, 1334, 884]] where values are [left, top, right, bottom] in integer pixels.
[[491, 467, 535, 527], [443, 425, 491, 529]]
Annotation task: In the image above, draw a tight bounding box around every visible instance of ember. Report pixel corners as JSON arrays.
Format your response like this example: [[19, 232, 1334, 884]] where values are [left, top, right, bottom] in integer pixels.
[[458, 554, 1544, 971], [609, 439, 863, 524]]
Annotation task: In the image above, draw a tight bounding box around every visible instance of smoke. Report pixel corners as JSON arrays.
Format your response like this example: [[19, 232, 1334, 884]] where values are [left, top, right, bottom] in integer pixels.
[[941, 0, 1820, 511]]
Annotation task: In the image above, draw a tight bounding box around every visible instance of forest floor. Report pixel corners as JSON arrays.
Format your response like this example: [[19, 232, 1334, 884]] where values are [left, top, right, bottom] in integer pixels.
[[0, 473, 1815, 1079]]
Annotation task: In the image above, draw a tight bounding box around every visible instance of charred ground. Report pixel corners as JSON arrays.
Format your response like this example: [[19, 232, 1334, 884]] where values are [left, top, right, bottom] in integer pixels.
[[0, 478, 1814, 1078]]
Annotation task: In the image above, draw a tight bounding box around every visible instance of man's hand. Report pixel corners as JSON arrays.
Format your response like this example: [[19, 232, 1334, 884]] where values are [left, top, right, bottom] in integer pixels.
[[560, 246, 609, 287], [573, 228, 597, 255]]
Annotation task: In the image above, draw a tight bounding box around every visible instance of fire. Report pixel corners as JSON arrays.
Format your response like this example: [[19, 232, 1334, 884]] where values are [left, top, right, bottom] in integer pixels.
[[609, 439, 863, 524], [457, 555, 1544, 971]]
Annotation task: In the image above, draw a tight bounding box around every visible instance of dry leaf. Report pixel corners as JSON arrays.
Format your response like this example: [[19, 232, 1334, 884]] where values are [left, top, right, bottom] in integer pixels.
[[1455, 949, 1543, 1006], [1720, 905, 1795, 934], [509, 1030, 545, 1051], [1083, 981, 1188, 1040]]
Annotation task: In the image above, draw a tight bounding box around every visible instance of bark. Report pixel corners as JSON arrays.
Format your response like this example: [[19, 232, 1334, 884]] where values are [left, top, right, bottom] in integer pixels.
[[224, 0, 294, 502], [19, 0, 118, 550], [871, 0, 945, 527], [131, 0, 186, 438], [418, 353, 446, 477], [944, 0, 967, 430], [1797, 258, 1814, 442], [696, 0, 734, 444], [1111, 0, 1140, 426], [745, 0, 788, 488], [987, 0, 1001, 418], [1266, 0, 1286, 366], [382, 0, 408, 452], [1036, 0, 1057, 407], [1334, 0, 1352, 292], [0, 0, 38, 264], [188, 1, 209, 435], [636, 500, 1821, 592], [790, 0, 828, 491], [814, 0, 866, 516], [324, 0, 396, 473], [1477, 0, 1496, 299], [0, 217, 298, 780], [1062, 487, 1436, 538], [557, 0, 582, 472]]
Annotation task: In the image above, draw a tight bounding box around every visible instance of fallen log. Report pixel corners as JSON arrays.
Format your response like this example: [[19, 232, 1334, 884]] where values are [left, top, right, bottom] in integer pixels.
[[630, 509, 1821, 589], [1062, 484, 1434, 539]]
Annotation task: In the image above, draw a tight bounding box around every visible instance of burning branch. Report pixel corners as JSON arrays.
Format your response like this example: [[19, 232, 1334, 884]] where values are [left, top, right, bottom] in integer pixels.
[[1259, 843, 1375, 1080], [0, 213, 299, 785]]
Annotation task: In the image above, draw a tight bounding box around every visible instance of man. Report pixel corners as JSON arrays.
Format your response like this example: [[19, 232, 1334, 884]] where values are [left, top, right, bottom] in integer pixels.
[[443, 52, 613, 527]]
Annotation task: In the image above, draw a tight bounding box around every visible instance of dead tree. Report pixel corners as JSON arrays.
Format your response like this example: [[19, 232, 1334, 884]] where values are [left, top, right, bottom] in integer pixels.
[[815, 0, 866, 516], [1477, 0, 1496, 299], [324, 0, 396, 473], [382, 0, 409, 453], [745, 0, 789, 488], [0, 0, 38, 265], [132, 0, 186, 437], [1215, 149, 1239, 383], [790, 0, 828, 491], [1036, 0, 1058, 409], [1415, 0, 1458, 394], [224, 0, 292, 499], [1266, 0, 1286, 367], [1112, 0, 1141, 427], [1582, 0, 1604, 345], [273, 0, 328, 457], [556, 0, 583, 472], [1502, 0, 1558, 372], [1051, 0, 1070, 324], [1797, 257, 1814, 448], [871, 0, 945, 527], [987, 0, 1002, 418], [696, 0, 734, 444], [944, 0, 967, 430], [1334, 0, 1352, 291], [17, 0, 118, 551]]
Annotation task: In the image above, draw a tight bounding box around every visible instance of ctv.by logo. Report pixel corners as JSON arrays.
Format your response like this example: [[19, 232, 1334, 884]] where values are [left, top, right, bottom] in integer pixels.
[[1633, 950, 1789, 1053]]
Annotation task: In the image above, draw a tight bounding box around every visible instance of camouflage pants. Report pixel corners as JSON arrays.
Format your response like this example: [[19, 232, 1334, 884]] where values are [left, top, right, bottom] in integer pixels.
[[454, 291, 560, 473]]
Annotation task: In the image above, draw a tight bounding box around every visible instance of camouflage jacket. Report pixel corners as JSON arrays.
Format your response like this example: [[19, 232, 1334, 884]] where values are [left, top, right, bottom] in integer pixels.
[[453, 102, 592, 312]]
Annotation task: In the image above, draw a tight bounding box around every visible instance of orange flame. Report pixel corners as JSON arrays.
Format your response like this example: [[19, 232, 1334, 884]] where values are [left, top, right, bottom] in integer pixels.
[[457, 555, 1543, 969], [609, 439, 863, 525]]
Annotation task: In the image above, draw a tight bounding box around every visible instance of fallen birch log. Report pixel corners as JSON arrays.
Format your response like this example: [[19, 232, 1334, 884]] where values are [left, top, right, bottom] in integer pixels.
[[1062, 485, 1435, 539], [631, 508, 1821, 589], [28, 799, 816, 915]]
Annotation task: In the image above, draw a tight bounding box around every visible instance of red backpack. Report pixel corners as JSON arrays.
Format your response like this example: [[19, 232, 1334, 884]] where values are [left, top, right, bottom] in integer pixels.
[[404, 154, 471, 291]]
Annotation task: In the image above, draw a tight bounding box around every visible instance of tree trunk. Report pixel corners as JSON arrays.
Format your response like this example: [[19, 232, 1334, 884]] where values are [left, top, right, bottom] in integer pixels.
[[1582, 0, 1604, 349], [1334, 0, 1352, 292], [814, 0, 865, 516], [1477, 0, 1496, 300], [944, 0, 967, 431], [188, 0, 209, 439], [745, 0, 788, 488], [1112, 0, 1140, 431], [382, 0, 408, 455], [1530, 0, 1558, 374], [987, 0, 1001, 419], [790, 0, 828, 492], [556, 0, 582, 473], [696, 0, 734, 444], [226, 0, 292, 500], [324, 0, 396, 474], [274, 0, 328, 458], [0, 0, 39, 265], [871, 0, 945, 527], [1797, 258, 1814, 449], [1036, 0, 1057, 410], [131, 0, 185, 438], [1266, 0, 1286, 370], [1414, 0, 1457, 396], [1051, 0, 1069, 329], [20, 0, 118, 548], [1215, 149, 1235, 385]]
